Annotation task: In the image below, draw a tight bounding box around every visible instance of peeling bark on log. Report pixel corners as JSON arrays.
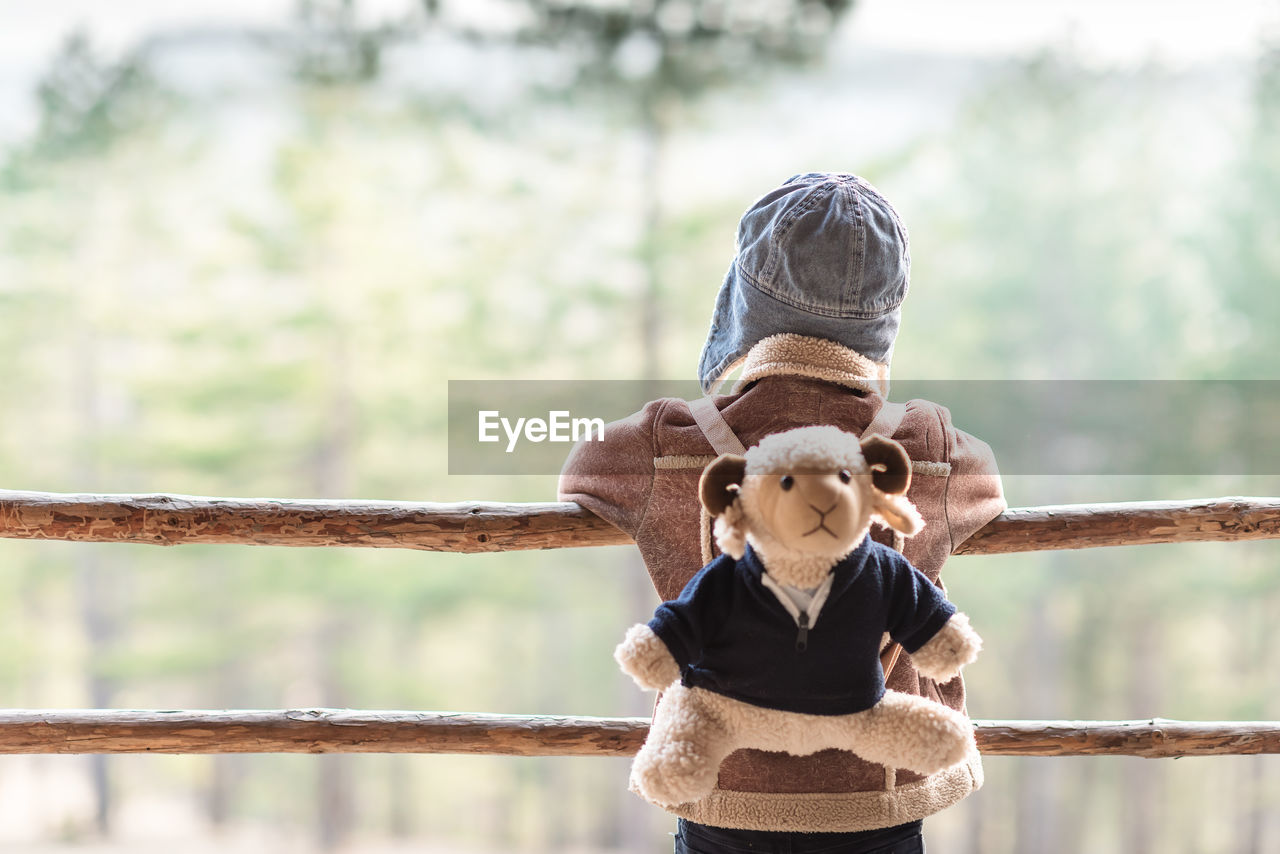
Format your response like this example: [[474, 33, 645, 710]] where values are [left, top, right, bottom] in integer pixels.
[[0, 711, 1275, 758], [972, 719, 1280, 758], [1, 492, 1278, 555], [954, 497, 1280, 555], [0, 492, 626, 553], [0, 710, 650, 756]]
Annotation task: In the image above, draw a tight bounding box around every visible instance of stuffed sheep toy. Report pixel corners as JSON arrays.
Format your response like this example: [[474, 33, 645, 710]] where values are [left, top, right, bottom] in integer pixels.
[[614, 425, 983, 808]]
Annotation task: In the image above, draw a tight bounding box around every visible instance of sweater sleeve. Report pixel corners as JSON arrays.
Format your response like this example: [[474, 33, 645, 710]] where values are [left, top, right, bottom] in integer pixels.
[[556, 399, 663, 539], [646, 555, 735, 671], [883, 551, 957, 654], [943, 410, 1008, 552]]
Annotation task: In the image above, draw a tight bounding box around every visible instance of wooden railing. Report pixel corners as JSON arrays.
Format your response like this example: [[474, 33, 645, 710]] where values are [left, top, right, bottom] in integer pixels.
[[0, 710, 1275, 758], [1, 489, 1278, 758], [4, 492, 1279, 554]]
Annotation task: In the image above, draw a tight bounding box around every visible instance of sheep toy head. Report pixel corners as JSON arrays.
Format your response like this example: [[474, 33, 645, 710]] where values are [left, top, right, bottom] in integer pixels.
[[701, 426, 925, 585], [615, 425, 982, 810]]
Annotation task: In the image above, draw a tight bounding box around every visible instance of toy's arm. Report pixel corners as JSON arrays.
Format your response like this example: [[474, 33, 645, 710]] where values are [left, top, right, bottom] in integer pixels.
[[615, 623, 681, 692], [909, 612, 982, 683]]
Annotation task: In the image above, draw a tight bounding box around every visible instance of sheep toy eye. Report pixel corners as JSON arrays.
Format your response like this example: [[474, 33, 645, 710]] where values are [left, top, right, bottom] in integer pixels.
[[779, 475, 795, 491], [838, 469, 852, 484]]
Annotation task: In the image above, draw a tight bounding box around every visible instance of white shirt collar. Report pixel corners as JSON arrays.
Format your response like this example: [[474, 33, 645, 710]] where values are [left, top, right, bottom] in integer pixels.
[[760, 571, 835, 628]]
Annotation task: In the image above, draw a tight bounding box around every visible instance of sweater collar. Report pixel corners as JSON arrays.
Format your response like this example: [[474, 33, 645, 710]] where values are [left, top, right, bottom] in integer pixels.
[[741, 538, 873, 585], [735, 333, 890, 397], [741, 543, 768, 582]]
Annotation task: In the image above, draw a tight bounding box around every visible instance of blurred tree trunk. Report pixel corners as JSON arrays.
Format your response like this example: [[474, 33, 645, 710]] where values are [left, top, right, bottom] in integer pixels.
[[540, 608, 572, 850], [591, 83, 674, 854], [1239, 756, 1265, 854], [386, 623, 416, 841], [208, 753, 234, 829], [77, 550, 114, 837], [73, 315, 115, 837], [314, 332, 355, 851], [387, 755, 412, 838], [1236, 592, 1274, 854], [639, 93, 666, 383], [317, 619, 354, 851], [1013, 591, 1062, 854], [207, 629, 247, 831], [603, 552, 661, 852], [1055, 561, 1112, 854], [960, 788, 985, 854], [1122, 615, 1162, 854]]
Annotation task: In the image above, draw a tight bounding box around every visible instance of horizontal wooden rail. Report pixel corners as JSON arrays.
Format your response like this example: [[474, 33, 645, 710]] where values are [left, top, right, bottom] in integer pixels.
[[1, 491, 1277, 554], [0, 711, 1275, 758], [954, 496, 1280, 555], [0, 711, 643, 757], [970, 719, 1280, 758]]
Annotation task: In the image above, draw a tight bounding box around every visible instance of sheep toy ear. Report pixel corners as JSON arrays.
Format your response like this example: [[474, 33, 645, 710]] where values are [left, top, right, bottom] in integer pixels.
[[860, 434, 925, 537], [700, 454, 748, 559], [859, 434, 911, 495], [699, 453, 747, 516]]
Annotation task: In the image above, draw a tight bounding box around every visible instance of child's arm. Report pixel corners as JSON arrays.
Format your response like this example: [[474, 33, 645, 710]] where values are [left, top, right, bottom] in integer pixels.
[[557, 399, 664, 538], [944, 419, 1007, 551]]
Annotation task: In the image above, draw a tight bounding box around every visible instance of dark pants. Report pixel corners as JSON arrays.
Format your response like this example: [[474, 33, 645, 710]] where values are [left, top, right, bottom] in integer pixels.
[[673, 819, 925, 854]]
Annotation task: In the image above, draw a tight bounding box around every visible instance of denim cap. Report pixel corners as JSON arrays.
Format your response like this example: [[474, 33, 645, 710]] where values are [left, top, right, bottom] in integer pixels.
[[697, 173, 910, 394]]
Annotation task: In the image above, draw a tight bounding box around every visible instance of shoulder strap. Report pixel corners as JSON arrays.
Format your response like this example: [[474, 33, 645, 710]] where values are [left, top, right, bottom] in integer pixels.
[[688, 397, 744, 565], [688, 396, 747, 456], [690, 396, 902, 455], [863, 400, 905, 441], [863, 399, 909, 679]]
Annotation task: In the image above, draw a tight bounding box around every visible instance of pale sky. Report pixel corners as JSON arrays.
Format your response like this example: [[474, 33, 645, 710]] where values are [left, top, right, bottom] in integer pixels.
[[0, 0, 1277, 143], [849, 0, 1278, 65], [2, 0, 1274, 60]]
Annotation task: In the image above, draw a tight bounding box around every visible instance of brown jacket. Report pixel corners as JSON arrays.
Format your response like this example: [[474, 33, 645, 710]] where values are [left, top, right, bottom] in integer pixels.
[[558, 335, 1006, 832]]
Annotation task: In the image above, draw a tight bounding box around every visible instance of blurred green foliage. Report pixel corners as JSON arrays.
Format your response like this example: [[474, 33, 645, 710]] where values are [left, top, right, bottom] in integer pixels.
[[0, 7, 1278, 854]]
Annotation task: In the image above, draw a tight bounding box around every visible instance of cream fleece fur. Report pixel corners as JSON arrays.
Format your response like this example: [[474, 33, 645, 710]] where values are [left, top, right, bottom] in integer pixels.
[[632, 683, 977, 809], [616, 623, 681, 691], [738, 333, 891, 396], [911, 612, 981, 683], [669, 752, 983, 832]]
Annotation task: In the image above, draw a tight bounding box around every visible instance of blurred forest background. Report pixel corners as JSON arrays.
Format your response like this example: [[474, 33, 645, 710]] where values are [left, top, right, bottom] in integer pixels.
[[1, 0, 1279, 852]]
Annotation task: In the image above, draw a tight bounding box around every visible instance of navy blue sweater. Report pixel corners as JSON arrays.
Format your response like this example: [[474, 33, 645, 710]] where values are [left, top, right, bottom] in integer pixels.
[[648, 539, 956, 716]]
